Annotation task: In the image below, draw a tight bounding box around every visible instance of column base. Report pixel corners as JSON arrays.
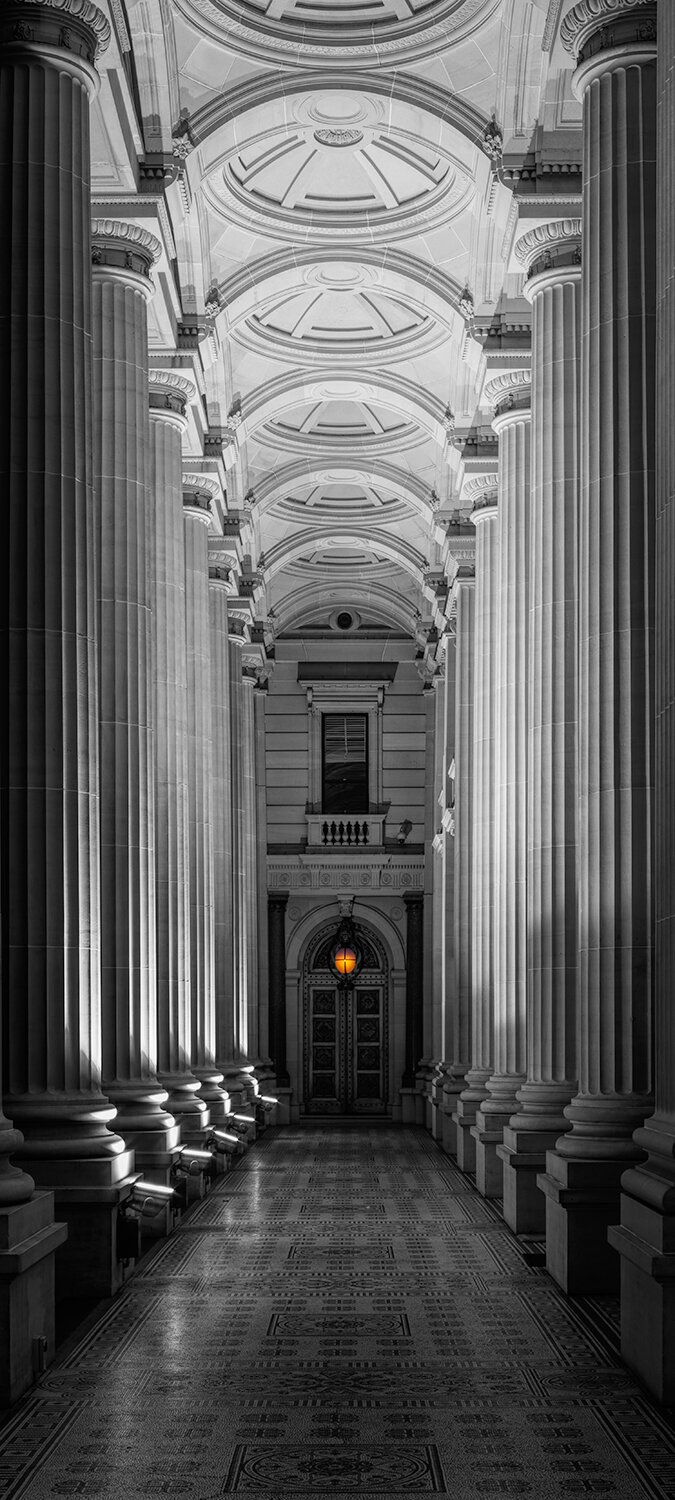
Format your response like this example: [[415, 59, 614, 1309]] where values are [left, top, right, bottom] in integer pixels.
[[0, 1192, 68, 1406], [606, 1151, 675, 1403], [441, 1078, 464, 1158], [497, 1126, 559, 1234], [453, 1096, 478, 1174], [31, 1149, 138, 1299], [471, 1107, 508, 1198], [274, 1088, 292, 1125], [537, 1150, 627, 1294], [400, 1087, 418, 1125]]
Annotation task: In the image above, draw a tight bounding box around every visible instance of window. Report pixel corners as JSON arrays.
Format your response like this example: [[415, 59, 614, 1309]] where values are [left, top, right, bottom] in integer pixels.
[[322, 714, 368, 814]]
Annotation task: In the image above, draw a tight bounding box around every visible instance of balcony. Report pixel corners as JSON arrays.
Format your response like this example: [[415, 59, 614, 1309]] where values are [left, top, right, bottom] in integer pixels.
[[305, 813, 386, 851]]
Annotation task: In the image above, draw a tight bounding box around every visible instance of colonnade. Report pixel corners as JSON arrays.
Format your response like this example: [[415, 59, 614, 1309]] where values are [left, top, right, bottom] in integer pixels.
[[0, 0, 267, 1400], [435, 0, 675, 1404]]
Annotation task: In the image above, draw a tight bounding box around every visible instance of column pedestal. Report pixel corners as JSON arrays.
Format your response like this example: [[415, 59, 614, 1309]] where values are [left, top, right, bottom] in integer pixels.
[[0, 1195, 68, 1407]]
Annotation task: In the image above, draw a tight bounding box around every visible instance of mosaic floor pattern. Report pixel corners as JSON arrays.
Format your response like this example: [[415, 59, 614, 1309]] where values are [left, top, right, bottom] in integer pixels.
[[1, 1126, 675, 1499]]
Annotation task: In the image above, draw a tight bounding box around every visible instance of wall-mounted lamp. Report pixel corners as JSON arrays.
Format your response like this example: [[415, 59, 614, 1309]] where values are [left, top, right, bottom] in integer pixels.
[[397, 819, 413, 844], [206, 1128, 240, 1157]]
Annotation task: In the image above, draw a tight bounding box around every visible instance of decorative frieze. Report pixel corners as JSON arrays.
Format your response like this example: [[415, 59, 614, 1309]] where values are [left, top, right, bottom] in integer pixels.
[[267, 858, 424, 893]]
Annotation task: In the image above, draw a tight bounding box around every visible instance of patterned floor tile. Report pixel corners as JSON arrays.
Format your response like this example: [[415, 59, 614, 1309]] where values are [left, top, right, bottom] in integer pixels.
[[1, 1126, 674, 1500]]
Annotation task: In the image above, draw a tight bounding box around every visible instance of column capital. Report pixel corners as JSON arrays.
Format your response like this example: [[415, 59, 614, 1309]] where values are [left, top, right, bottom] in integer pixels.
[[486, 370, 531, 430], [91, 219, 161, 298], [1, 0, 110, 87], [561, 0, 656, 87], [183, 474, 217, 528], [148, 369, 195, 430], [516, 219, 582, 300], [466, 474, 499, 522]]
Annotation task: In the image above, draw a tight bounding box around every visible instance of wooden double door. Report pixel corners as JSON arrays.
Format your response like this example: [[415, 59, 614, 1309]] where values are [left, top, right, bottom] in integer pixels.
[[304, 981, 388, 1115]]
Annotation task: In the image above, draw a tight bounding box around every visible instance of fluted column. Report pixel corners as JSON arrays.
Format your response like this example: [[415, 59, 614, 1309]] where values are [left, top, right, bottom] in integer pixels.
[[542, 0, 656, 1294], [498, 224, 581, 1233], [268, 893, 290, 1087], [1, 4, 134, 1263], [208, 560, 237, 1101], [242, 669, 260, 1064], [441, 533, 476, 1155], [183, 480, 227, 1125], [608, 3, 675, 1401], [150, 371, 206, 1138], [223, 624, 250, 1102], [472, 373, 531, 1199], [454, 482, 499, 1174], [402, 893, 425, 1095], [92, 220, 178, 1174]]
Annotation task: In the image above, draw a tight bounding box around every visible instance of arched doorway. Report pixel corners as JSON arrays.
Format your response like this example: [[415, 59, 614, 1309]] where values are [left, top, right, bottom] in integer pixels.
[[302, 919, 390, 1116]]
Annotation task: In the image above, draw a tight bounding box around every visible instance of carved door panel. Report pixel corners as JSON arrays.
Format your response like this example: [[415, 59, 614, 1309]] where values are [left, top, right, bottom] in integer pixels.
[[349, 987, 386, 1114], [305, 983, 387, 1114]]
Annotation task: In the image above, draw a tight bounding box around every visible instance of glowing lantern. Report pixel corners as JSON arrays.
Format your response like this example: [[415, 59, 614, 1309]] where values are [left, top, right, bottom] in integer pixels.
[[334, 946, 357, 977], [329, 915, 362, 986]]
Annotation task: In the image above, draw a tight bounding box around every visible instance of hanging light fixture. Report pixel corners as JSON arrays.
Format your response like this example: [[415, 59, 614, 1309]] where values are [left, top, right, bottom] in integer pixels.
[[328, 907, 363, 987]]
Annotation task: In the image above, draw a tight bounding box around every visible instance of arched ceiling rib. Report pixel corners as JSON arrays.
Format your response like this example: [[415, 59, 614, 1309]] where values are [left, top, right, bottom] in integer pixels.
[[131, 0, 572, 641]]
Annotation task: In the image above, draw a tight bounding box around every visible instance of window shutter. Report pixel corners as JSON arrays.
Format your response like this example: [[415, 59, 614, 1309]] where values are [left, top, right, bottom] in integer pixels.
[[323, 715, 367, 764]]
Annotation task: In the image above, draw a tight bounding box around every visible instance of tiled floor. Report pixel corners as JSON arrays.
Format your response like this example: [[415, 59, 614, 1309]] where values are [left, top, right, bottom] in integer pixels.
[[2, 1126, 675, 1499]]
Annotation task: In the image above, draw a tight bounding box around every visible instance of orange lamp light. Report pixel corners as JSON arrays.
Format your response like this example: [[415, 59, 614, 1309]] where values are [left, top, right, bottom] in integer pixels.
[[334, 946, 357, 976]]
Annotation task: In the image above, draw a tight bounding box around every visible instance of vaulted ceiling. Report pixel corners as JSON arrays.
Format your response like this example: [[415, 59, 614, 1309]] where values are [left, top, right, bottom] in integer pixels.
[[93, 0, 581, 645]]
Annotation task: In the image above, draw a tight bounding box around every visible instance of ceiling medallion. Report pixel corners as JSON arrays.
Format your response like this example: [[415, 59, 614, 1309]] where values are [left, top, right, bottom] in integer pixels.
[[313, 128, 364, 148]]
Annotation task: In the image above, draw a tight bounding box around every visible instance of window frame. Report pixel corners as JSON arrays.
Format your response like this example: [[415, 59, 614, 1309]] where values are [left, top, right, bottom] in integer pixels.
[[305, 682, 385, 814]]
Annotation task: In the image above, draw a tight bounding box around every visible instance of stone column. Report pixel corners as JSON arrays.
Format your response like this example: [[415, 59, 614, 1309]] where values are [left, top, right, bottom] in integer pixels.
[[208, 560, 237, 1109], [541, 0, 656, 1294], [454, 484, 499, 1173], [268, 893, 290, 1087], [427, 668, 449, 1139], [608, 3, 675, 1401], [220, 625, 250, 1105], [442, 532, 476, 1155], [92, 220, 178, 1178], [401, 893, 424, 1118], [183, 480, 227, 1125], [472, 372, 531, 1199], [431, 650, 455, 1146], [497, 223, 581, 1233], [242, 670, 261, 1064], [1, 0, 134, 1304], [254, 681, 272, 1083], [150, 371, 206, 1138]]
